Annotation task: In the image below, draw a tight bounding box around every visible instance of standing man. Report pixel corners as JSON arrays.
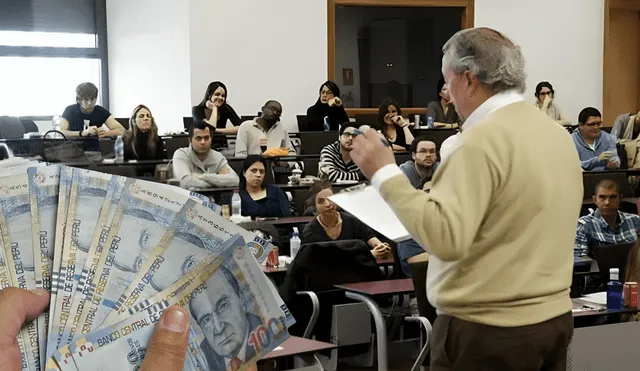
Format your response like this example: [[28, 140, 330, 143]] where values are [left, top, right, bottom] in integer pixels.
[[351, 28, 582, 370]]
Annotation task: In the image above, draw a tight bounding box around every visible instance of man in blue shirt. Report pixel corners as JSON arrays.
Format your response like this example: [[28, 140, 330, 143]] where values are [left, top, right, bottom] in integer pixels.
[[575, 179, 640, 257], [399, 136, 440, 189], [571, 107, 620, 171]]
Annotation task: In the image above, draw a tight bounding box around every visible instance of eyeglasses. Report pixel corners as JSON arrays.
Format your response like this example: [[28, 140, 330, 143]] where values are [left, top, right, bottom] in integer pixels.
[[538, 91, 552, 96], [341, 132, 357, 139], [584, 121, 602, 127]]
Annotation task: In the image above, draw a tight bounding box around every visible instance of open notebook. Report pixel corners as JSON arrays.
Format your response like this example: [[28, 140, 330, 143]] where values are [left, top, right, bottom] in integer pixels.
[[329, 185, 411, 242]]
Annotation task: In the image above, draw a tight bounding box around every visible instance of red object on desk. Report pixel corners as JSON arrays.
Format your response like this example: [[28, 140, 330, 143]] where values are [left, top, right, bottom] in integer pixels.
[[265, 247, 279, 267], [335, 278, 415, 296]]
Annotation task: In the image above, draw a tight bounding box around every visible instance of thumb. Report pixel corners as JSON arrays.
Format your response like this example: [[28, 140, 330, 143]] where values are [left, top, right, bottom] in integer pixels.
[[0, 288, 49, 344], [140, 306, 190, 371]]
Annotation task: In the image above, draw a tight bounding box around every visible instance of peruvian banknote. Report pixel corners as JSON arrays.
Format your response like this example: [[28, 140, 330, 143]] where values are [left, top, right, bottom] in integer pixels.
[[58, 235, 288, 371], [49, 169, 112, 354], [0, 171, 41, 370], [28, 165, 61, 369]]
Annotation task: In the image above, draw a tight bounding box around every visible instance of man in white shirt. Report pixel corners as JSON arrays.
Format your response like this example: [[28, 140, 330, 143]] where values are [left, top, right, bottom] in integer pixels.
[[234, 100, 296, 157], [172, 121, 239, 189]]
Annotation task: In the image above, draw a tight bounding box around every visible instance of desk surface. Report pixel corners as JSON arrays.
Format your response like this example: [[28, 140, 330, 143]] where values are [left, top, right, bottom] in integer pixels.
[[263, 266, 288, 274], [336, 278, 414, 296], [572, 298, 640, 317], [260, 336, 336, 360]]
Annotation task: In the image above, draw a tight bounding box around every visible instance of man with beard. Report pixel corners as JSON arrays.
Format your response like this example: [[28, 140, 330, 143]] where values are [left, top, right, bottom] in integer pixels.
[[319, 122, 363, 182], [399, 136, 439, 190], [235, 100, 296, 157]]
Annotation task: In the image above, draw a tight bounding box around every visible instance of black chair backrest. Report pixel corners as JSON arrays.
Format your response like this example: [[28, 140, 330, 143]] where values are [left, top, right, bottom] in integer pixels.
[[297, 115, 310, 132], [227, 158, 244, 178], [99, 138, 115, 157], [0, 116, 26, 139], [595, 243, 634, 283], [240, 115, 259, 123], [298, 131, 339, 155], [354, 114, 379, 130], [164, 137, 190, 158], [582, 171, 630, 199], [183, 117, 194, 131], [115, 117, 130, 130], [412, 128, 458, 157], [20, 118, 39, 133], [292, 189, 312, 216], [302, 157, 320, 177], [602, 127, 613, 133], [408, 261, 437, 324], [394, 152, 411, 165]]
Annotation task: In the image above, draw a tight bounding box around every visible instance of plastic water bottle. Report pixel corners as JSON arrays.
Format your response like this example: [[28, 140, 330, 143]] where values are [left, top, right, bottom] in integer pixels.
[[231, 190, 242, 217], [115, 135, 124, 162], [323, 116, 330, 131], [290, 227, 301, 260], [427, 116, 435, 129], [607, 268, 623, 310]]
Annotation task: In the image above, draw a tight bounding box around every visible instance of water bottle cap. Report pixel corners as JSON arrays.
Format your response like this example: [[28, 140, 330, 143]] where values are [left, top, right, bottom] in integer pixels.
[[233, 189, 239, 193], [610, 268, 619, 274]]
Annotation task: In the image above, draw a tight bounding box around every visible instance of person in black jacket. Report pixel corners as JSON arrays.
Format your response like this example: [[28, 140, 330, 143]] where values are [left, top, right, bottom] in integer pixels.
[[306, 81, 349, 131], [192, 81, 242, 135], [122, 104, 165, 161]]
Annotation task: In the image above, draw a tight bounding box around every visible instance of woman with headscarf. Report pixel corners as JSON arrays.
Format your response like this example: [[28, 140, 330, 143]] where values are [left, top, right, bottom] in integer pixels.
[[123, 104, 165, 161], [192, 81, 242, 135], [306, 81, 349, 131]]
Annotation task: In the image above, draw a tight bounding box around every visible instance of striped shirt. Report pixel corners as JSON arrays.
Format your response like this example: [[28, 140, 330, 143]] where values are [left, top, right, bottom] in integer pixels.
[[574, 209, 640, 257], [319, 141, 362, 182]]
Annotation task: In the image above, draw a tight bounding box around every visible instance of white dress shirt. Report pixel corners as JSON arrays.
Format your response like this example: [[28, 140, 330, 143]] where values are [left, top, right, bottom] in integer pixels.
[[371, 90, 524, 190]]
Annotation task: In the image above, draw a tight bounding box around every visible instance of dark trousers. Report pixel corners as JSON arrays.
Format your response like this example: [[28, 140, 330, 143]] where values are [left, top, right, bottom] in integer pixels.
[[431, 312, 573, 371]]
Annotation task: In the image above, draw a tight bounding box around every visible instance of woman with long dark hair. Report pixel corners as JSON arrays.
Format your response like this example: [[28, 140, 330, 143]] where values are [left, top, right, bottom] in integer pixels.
[[306, 81, 349, 131], [123, 104, 164, 160], [377, 97, 414, 151], [192, 81, 242, 134], [239, 155, 292, 217], [534, 81, 569, 125]]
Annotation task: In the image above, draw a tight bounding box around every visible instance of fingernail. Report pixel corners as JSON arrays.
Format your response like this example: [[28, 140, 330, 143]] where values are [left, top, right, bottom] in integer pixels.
[[159, 306, 189, 333], [30, 288, 49, 296]]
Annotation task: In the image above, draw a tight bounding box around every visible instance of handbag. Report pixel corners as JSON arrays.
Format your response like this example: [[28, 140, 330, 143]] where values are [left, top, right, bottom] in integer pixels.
[[41, 130, 89, 163]]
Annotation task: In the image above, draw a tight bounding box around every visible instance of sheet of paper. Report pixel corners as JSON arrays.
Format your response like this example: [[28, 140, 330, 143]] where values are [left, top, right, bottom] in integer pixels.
[[580, 291, 607, 305], [329, 186, 411, 242]]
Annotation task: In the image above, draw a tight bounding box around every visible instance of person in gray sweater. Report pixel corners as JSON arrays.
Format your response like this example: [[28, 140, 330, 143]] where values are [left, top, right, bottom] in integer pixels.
[[398, 136, 439, 189], [611, 111, 640, 141], [172, 121, 239, 189]]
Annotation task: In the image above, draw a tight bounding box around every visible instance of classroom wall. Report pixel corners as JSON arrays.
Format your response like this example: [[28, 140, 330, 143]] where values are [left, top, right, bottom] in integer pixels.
[[106, 0, 604, 132], [106, 0, 192, 134], [475, 0, 605, 124]]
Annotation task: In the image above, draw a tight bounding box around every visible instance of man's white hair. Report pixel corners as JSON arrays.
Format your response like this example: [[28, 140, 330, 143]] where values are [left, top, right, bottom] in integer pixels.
[[442, 27, 526, 94]]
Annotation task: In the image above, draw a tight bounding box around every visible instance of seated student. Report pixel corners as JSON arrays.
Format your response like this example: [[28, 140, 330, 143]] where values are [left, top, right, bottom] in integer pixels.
[[399, 136, 440, 189], [306, 81, 349, 131], [192, 81, 242, 135], [575, 179, 640, 258], [611, 111, 640, 141], [572, 107, 620, 171], [533, 81, 570, 125], [123, 104, 165, 161], [235, 100, 296, 157], [378, 97, 414, 152], [318, 122, 363, 182], [59, 82, 125, 138], [239, 155, 292, 218], [426, 78, 459, 125], [172, 121, 239, 188], [302, 182, 390, 258]]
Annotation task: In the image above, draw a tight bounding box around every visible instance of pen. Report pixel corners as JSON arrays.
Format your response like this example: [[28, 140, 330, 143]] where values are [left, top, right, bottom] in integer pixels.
[[353, 128, 391, 147]]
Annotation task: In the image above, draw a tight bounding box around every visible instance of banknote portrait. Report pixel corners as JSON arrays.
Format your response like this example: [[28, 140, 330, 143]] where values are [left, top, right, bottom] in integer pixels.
[[189, 263, 263, 371]]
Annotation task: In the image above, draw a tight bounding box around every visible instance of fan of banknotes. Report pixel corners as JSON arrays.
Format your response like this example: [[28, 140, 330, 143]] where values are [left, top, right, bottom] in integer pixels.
[[0, 161, 293, 371]]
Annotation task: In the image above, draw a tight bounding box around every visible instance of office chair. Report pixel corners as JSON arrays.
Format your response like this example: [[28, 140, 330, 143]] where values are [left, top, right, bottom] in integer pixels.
[[594, 242, 635, 283], [183, 117, 194, 131], [20, 118, 39, 133], [297, 115, 310, 132], [298, 131, 339, 155], [114, 117, 130, 130], [164, 137, 189, 158]]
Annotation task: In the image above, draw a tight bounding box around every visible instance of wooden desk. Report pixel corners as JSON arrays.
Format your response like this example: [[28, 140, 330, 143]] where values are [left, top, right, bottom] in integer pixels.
[[376, 257, 395, 276], [260, 336, 336, 361], [257, 216, 315, 226], [572, 297, 640, 318]]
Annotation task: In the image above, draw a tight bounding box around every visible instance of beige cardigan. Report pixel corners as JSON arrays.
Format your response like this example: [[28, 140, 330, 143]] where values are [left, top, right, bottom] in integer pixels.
[[380, 101, 583, 327]]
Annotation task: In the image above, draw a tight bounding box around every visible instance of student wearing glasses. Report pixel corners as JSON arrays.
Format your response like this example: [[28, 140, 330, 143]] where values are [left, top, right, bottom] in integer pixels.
[[318, 122, 363, 182], [534, 81, 570, 125], [572, 107, 620, 171], [59, 82, 125, 138], [306, 81, 349, 131]]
